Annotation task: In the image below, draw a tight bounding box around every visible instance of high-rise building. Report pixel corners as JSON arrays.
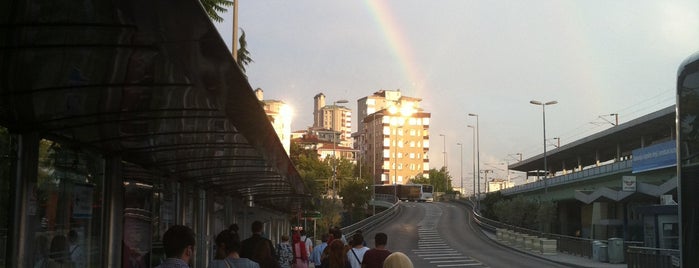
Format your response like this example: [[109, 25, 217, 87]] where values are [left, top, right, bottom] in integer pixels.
[[355, 90, 431, 185], [313, 93, 352, 147], [255, 88, 292, 154]]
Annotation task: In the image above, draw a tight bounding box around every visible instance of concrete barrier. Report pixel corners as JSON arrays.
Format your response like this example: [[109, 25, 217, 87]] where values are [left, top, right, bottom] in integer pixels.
[[503, 230, 514, 245], [540, 239, 557, 255], [523, 235, 533, 250], [496, 228, 505, 241], [515, 233, 525, 248]]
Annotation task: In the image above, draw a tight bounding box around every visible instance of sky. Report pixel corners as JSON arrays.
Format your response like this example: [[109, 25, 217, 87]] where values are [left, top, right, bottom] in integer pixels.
[[214, 1, 699, 190]]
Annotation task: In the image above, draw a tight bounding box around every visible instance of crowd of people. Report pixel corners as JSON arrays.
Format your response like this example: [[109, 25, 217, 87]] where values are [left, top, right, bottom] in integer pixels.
[[156, 223, 413, 268]]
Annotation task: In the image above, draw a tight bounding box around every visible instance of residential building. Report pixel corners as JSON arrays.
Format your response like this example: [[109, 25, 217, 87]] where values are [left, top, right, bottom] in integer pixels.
[[313, 93, 352, 147], [255, 88, 292, 154], [355, 90, 431, 185]]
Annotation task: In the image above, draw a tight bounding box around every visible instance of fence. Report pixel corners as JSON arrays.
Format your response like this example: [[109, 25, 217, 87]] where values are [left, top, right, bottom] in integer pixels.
[[463, 198, 645, 259], [627, 246, 679, 268], [341, 198, 399, 238]]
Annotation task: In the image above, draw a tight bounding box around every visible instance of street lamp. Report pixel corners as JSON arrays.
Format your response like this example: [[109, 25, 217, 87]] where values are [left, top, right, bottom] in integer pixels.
[[331, 99, 348, 198], [468, 113, 480, 202], [467, 125, 476, 198], [530, 100, 557, 194], [457, 142, 463, 196], [439, 134, 447, 192]]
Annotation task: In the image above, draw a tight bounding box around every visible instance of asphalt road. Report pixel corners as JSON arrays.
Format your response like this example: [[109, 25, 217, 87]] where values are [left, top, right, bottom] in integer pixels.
[[361, 201, 569, 268]]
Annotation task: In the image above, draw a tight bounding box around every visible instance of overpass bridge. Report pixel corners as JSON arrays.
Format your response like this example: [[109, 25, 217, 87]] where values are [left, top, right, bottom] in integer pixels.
[[499, 106, 677, 246]]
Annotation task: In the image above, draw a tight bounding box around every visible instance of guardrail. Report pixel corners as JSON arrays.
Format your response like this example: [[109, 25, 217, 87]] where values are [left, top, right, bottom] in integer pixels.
[[341, 199, 400, 238], [627, 246, 679, 268], [502, 160, 632, 195], [460, 198, 645, 259]]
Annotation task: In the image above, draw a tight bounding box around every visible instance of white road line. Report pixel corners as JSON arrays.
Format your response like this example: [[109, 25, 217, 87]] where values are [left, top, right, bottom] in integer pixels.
[[430, 259, 479, 263]]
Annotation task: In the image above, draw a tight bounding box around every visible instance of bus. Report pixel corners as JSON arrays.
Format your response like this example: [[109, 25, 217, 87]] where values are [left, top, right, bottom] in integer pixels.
[[374, 184, 433, 202]]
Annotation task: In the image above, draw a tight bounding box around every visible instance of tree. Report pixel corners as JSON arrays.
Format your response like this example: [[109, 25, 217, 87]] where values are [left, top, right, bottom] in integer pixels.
[[290, 143, 330, 199], [237, 29, 254, 73], [199, 0, 234, 23]]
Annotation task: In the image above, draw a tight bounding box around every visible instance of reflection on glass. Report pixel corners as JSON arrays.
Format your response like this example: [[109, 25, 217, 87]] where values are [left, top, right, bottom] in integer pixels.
[[0, 126, 11, 267], [30, 139, 104, 268], [123, 181, 153, 268]]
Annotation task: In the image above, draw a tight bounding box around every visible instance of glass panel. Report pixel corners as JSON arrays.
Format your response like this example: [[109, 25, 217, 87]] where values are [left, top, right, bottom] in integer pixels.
[[32, 139, 105, 268], [0, 126, 12, 267], [123, 180, 153, 268]]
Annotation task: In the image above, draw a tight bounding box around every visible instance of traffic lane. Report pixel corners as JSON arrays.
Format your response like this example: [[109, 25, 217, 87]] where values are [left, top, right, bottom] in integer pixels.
[[438, 202, 569, 268], [362, 203, 430, 266]]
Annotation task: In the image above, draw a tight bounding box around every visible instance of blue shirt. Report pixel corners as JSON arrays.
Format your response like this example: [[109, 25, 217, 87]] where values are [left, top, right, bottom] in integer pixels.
[[310, 242, 328, 266], [156, 258, 190, 268]]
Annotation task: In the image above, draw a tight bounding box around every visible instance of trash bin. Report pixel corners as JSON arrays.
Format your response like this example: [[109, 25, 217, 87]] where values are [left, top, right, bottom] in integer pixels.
[[592, 241, 601, 261], [598, 243, 609, 262], [608, 238, 624, 263]]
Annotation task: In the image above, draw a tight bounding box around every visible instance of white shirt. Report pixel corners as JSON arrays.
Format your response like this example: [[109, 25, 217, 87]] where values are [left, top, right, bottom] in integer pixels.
[[346, 247, 369, 268], [301, 235, 313, 254]]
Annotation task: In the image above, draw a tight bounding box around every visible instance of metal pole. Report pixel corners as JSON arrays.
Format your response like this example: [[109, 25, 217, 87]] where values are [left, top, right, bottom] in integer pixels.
[[439, 134, 447, 191], [393, 125, 398, 199], [458, 143, 463, 196], [468, 125, 476, 197], [531, 100, 557, 195]]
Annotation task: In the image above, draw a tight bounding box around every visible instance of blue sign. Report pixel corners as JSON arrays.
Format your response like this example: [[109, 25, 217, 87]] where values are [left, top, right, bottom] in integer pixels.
[[632, 140, 677, 173]]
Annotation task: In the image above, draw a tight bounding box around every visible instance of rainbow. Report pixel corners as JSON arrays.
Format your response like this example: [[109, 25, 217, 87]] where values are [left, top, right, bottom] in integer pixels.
[[363, 1, 424, 96]]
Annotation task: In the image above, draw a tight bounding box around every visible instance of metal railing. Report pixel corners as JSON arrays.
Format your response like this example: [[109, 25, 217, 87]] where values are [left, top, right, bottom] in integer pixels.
[[461, 198, 646, 259], [342, 198, 400, 238], [627, 246, 679, 268], [502, 160, 632, 195]]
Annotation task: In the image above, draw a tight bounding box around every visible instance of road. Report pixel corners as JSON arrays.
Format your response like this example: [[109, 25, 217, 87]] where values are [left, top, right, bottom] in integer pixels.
[[361, 201, 569, 268]]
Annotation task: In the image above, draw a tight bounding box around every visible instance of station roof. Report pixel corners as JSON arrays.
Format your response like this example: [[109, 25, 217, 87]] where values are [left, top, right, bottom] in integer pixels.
[[509, 106, 675, 173], [0, 0, 308, 212]]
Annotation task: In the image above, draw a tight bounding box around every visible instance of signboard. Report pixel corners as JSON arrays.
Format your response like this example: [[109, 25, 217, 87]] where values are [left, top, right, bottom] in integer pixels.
[[622, 176, 637, 192], [303, 211, 321, 219], [632, 140, 676, 173]]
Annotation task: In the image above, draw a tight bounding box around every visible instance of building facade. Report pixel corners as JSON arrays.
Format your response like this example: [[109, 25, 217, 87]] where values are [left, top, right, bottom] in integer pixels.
[[256, 88, 293, 154], [313, 93, 352, 147], [355, 90, 431, 185]]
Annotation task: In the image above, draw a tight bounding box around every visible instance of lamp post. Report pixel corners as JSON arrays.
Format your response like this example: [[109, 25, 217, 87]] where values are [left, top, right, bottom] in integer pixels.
[[439, 134, 447, 192], [530, 100, 557, 194], [457, 142, 463, 197], [468, 125, 476, 198], [332, 99, 348, 198], [468, 113, 480, 202]]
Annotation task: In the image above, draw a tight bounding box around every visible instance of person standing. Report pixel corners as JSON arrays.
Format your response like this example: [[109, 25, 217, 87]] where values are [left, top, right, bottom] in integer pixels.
[[320, 240, 350, 268], [276, 235, 293, 268], [309, 234, 328, 267], [208, 228, 259, 268], [291, 233, 309, 268], [361, 233, 391, 268], [299, 230, 314, 260], [346, 233, 369, 268], [156, 225, 195, 268], [241, 221, 278, 264]]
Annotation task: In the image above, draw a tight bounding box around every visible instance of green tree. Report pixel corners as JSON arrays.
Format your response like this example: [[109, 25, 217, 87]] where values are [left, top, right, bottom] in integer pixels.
[[290, 142, 330, 199], [199, 0, 234, 23], [237, 29, 254, 73]]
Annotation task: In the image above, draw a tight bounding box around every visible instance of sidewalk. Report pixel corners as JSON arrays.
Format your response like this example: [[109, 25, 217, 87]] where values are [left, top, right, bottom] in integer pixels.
[[481, 230, 627, 268]]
